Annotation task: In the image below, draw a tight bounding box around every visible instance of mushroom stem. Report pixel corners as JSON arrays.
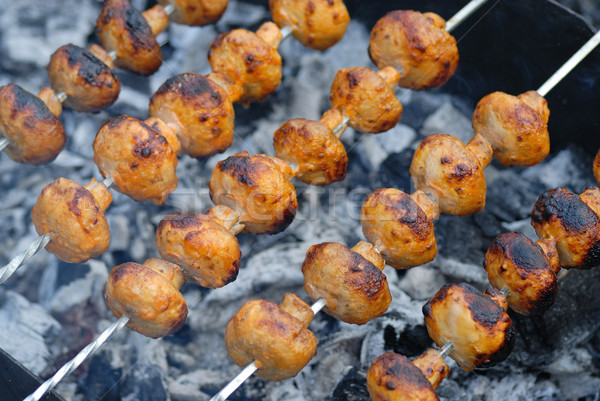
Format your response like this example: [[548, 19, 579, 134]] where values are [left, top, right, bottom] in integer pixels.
[[23, 316, 130, 401], [377, 66, 401, 89], [466, 133, 493, 169], [256, 21, 284, 49], [37, 87, 63, 117], [412, 348, 450, 389], [143, 4, 170, 36]]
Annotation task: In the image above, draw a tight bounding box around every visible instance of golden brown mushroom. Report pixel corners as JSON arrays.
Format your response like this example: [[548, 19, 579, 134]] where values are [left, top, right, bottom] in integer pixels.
[[273, 117, 347, 185], [209, 152, 297, 234], [269, 0, 350, 50], [208, 24, 283, 103], [423, 283, 515, 371], [158, 0, 229, 26], [96, 0, 162, 75], [302, 242, 391, 325], [472, 91, 550, 167], [329, 66, 402, 133], [0, 84, 65, 164], [93, 115, 178, 205], [149, 73, 234, 158], [369, 10, 459, 90], [32, 177, 112, 263], [47, 44, 120, 112], [156, 209, 241, 288], [225, 294, 317, 381], [105, 258, 188, 338], [531, 187, 600, 269], [410, 134, 486, 216], [367, 353, 440, 401], [484, 232, 557, 315], [361, 188, 437, 269]]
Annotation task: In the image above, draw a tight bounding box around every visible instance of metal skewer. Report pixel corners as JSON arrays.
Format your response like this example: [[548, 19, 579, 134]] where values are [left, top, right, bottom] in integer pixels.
[[439, 341, 454, 358], [210, 298, 326, 401], [0, 137, 9, 152], [280, 25, 293, 41], [0, 176, 114, 284], [445, 0, 490, 33], [23, 316, 130, 401], [537, 29, 600, 97]]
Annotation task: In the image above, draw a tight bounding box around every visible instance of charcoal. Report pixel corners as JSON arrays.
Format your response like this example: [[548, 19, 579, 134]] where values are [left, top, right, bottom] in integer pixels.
[[79, 349, 123, 401], [329, 368, 369, 401], [421, 101, 473, 144], [374, 149, 415, 191]]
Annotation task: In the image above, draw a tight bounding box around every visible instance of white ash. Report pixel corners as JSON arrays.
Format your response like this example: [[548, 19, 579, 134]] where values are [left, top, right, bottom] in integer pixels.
[[0, 1, 598, 401]]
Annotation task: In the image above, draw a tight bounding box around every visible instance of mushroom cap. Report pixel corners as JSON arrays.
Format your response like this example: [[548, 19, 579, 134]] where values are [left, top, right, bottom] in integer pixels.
[[329, 67, 402, 133], [410, 134, 486, 216], [472, 91, 550, 167], [361, 188, 437, 268], [484, 232, 557, 315], [225, 299, 317, 381], [0, 84, 65, 164], [47, 44, 120, 112], [531, 187, 600, 269], [367, 353, 439, 401], [209, 152, 297, 234], [268, 0, 349, 50], [105, 260, 188, 338], [158, 0, 228, 26], [156, 211, 241, 288], [32, 178, 111, 263], [369, 10, 458, 90], [302, 242, 391, 325], [149, 73, 234, 158], [96, 0, 162, 75], [93, 115, 178, 205], [208, 28, 282, 103], [273, 118, 347, 185], [423, 283, 515, 371]]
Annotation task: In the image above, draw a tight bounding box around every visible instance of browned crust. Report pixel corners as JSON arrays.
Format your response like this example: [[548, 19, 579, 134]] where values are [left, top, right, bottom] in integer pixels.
[[0, 84, 65, 164], [158, 0, 229, 26], [209, 153, 297, 234], [302, 242, 391, 324], [361, 188, 437, 268], [368, 10, 458, 90], [484, 232, 557, 315], [47, 44, 120, 112], [367, 353, 439, 401], [531, 188, 600, 268], [105, 262, 188, 338], [273, 118, 347, 185], [96, 0, 162, 75], [149, 73, 234, 158]]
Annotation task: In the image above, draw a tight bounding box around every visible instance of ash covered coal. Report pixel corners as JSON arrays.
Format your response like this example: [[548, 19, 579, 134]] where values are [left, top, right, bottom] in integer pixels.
[[0, 1, 599, 401]]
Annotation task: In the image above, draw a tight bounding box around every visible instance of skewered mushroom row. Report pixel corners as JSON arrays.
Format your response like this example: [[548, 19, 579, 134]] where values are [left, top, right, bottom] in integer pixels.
[[0, 0, 231, 165], [360, 90, 550, 269], [366, 183, 600, 400]]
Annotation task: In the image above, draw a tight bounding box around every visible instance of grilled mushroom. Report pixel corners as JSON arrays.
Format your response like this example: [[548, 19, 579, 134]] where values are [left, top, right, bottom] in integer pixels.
[[423, 283, 515, 371], [149, 73, 234, 158], [32, 177, 111, 263], [96, 0, 162, 75], [269, 0, 349, 50], [302, 242, 391, 324], [209, 152, 297, 234], [0, 84, 65, 164], [47, 44, 120, 112], [158, 0, 229, 26], [329, 66, 402, 133], [369, 10, 459, 90], [105, 258, 188, 338], [472, 91, 550, 167], [93, 115, 178, 205], [156, 209, 241, 288], [225, 293, 317, 381]]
